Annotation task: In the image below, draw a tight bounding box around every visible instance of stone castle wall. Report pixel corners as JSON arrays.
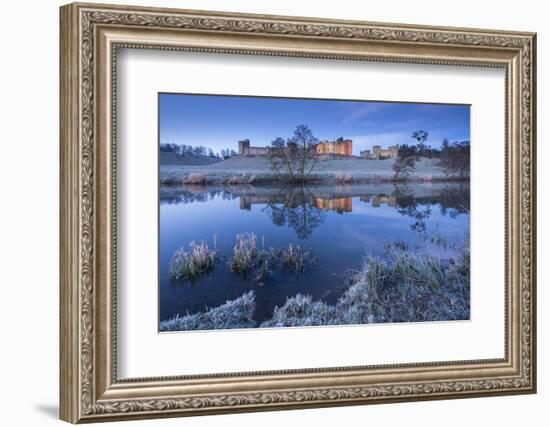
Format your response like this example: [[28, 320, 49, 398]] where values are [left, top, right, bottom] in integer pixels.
[[372, 145, 398, 159], [238, 139, 270, 156], [315, 139, 352, 156]]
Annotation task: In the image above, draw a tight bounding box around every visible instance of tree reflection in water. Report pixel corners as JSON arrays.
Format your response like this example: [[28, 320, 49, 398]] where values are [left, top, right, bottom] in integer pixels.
[[262, 185, 325, 239], [160, 182, 470, 240], [392, 184, 470, 235]]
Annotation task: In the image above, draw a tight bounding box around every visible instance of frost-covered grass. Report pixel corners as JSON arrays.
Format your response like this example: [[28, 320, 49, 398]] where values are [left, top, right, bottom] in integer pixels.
[[280, 244, 317, 274], [254, 249, 277, 282], [162, 239, 470, 331], [230, 232, 259, 274], [160, 157, 468, 186], [230, 233, 315, 280], [168, 233, 315, 285], [160, 176, 184, 186], [262, 241, 470, 327], [227, 174, 257, 185], [334, 172, 353, 183], [168, 240, 218, 281], [159, 291, 256, 331], [230, 232, 279, 281]]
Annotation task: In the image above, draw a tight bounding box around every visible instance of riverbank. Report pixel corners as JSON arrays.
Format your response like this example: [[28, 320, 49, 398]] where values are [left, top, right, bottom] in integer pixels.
[[160, 240, 470, 331], [160, 157, 468, 185]]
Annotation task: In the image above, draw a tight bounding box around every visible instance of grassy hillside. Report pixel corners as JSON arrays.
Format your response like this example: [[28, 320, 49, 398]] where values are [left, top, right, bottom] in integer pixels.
[[160, 151, 222, 166], [160, 155, 466, 185]]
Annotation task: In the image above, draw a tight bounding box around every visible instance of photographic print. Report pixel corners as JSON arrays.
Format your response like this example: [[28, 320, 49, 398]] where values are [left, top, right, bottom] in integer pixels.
[[158, 94, 471, 332]]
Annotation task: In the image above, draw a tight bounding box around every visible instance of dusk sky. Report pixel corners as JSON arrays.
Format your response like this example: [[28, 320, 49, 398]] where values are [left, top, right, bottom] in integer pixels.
[[159, 93, 470, 156]]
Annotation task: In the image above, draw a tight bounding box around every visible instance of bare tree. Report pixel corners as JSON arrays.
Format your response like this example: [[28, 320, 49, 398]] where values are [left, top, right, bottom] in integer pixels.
[[437, 140, 470, 179], [269, 125, 319, 183], [392, 144, 418, 180], [411, 130, 429, 157]]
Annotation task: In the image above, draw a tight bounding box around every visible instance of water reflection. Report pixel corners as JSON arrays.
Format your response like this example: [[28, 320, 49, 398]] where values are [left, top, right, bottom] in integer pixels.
[[160, 182, 470, 240], [360, 194, 397, 208], [159, 182, 470, 323], [392, 184, 469, 234], [261, 186, 325, 239]]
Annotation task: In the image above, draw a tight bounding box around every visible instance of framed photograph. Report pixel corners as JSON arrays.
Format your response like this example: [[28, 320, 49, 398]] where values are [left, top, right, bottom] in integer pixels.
[[60, 2, 537, 423]]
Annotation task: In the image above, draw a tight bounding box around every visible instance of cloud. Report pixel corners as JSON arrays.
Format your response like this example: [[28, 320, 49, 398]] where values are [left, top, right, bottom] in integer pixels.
[[342, 104, 383, 125]]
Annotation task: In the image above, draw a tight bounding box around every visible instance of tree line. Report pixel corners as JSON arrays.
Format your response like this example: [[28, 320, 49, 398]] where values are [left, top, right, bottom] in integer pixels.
[[392, 130, 470, 180], [160, 143, 237, 159]]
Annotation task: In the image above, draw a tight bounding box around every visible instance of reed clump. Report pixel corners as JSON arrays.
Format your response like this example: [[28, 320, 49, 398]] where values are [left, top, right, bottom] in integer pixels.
[[168, 239, 218, 281], [230, 233, 316, 280], [231, 232, 259, 274], [280, 244, 317, 273], [230, 232, 278, 281]]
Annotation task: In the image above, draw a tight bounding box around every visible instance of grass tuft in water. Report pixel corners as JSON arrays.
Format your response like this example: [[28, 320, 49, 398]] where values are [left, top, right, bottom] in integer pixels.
[[254, 249, 277, 281], [230, 232, 259, 274], [168, 239, 218, 281], [230, 233, 314, 279], [230, 232, 279, 280], [280, 244, 317, 274]]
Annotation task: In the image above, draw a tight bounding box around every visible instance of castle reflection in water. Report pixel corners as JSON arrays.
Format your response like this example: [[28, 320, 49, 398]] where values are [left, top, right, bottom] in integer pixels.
[[239, 194, 397, 213]]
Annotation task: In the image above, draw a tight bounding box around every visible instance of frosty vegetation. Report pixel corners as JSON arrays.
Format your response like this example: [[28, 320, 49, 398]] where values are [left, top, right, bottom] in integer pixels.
[[168, 240, 218, 281], [169, 232, 317, 284], [160, 291, 256, 331], [160, 239, 470, 331]]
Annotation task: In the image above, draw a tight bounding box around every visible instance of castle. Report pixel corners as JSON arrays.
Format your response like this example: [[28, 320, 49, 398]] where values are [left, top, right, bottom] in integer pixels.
[[237, 137, 397, 159], [361, 145, 398, 159], [238, 139, 270, 156], [315, 137, 352, 156], [238, 137, 353, 157]]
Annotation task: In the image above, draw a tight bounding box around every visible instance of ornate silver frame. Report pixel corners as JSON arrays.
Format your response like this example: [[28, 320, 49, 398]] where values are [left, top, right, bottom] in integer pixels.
[[60, 2, 536, 423]]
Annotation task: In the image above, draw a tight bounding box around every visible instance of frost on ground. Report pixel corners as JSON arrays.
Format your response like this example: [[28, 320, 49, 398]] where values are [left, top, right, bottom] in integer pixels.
[[159, 291, 256, 332], [160, 157, 466, 185], [160, 240, 470, 331]]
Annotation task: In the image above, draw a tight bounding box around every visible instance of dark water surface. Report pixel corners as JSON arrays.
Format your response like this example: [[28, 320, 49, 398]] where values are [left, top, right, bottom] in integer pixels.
[[159, 182, 470, 323]]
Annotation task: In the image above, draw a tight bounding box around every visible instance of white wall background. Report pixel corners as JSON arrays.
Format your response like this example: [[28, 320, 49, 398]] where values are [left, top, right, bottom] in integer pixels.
[[0, 0, 545, 426]]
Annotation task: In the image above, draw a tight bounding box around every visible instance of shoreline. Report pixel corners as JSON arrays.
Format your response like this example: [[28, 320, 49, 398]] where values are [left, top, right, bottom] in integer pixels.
[[161, 176, 470, 186], [160, 157, 468, 186], [160, 170, 469, 186]]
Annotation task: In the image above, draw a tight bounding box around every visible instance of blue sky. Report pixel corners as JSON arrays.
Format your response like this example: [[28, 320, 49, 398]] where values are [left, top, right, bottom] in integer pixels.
[[159, 93, 470, 156]]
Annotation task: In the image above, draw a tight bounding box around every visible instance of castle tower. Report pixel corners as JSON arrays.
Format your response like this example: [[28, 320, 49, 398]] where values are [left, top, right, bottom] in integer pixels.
[[238, 139, 250, 155]]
